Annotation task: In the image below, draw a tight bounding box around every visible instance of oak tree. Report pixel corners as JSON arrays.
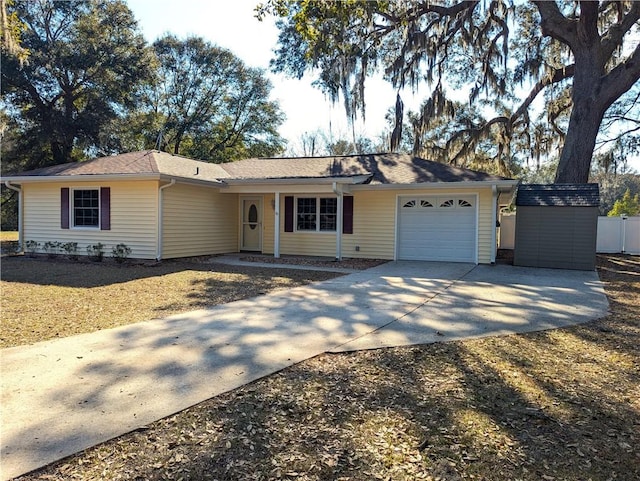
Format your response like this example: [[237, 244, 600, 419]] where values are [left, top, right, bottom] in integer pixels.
[[258, 0, 640, 182], [142, 35, 286, 162], [1, 0, 153, 169]]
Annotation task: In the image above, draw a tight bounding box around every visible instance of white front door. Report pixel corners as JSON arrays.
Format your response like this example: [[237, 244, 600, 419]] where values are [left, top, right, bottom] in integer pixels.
[[241, 197, 262, 251]]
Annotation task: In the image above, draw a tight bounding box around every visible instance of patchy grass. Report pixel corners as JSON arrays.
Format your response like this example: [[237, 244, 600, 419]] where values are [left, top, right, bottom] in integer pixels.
[[0, 230, 19, 254], [0, 256, 341, 348], [0, 230, 19, 242], [11, 255, 640, 481]]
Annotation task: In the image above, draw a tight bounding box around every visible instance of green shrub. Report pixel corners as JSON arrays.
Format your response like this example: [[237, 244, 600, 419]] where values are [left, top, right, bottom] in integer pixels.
[[61, 242, 79, 260], [111, 243, 132, 264], [86, 243, 105, 262], [24, 240, 39, 256], [607, 189, 640, 217], [43, 241, 61, 258]]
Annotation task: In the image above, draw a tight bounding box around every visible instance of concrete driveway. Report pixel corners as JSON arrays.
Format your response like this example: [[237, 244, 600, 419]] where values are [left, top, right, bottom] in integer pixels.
[[0, 261, 608, 480]]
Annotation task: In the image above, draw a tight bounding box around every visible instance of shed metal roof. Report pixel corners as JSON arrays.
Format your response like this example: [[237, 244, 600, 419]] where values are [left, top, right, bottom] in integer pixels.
[[516, 183, 600, 207]]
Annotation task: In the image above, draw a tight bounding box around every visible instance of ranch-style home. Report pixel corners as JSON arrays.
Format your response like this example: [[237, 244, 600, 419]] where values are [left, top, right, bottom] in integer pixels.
[[2, 150, 518, 263]]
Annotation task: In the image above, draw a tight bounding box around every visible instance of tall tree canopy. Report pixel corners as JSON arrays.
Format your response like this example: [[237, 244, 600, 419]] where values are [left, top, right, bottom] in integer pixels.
[[137, 35, 286, 162], [258, 0, 640, 182], [1, 0, 153, 170], [1, 0, 29, 64]]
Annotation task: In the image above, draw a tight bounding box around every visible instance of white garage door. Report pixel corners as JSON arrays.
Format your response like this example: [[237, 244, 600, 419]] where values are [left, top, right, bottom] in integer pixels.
[[397, 195, 477, 262]]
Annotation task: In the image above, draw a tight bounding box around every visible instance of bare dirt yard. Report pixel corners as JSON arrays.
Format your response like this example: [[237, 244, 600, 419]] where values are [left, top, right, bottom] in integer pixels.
[[5, 254, 640, 481]]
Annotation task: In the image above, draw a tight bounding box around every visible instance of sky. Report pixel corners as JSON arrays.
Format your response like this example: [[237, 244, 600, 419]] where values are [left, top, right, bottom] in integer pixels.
[[125, 0, 422, 154], [125, 0, 639, 172]]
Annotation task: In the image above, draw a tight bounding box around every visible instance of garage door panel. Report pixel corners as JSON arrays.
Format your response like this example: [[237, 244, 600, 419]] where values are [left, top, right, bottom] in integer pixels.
[[398, 196, 477, 262]]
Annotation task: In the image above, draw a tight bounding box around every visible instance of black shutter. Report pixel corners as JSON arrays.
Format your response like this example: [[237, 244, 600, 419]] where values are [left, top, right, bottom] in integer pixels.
[[100, 187, 111, 230], [284, 196, 294, 232], [61, 188, 70, 229], [342, 195, 353, 234]]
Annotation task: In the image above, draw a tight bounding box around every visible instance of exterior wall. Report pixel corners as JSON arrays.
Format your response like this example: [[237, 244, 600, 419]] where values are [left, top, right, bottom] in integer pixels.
[[342, 190, 396, 260], [271, 187, 495, 263], [476, 188, 494, 263], [162, 184, 237, 259], [22, 180, 159, 259], [514, 206, 598, 270], [343, 188, 494, 263], [262, 194, 275, 255], [271, 193, 338, 257]]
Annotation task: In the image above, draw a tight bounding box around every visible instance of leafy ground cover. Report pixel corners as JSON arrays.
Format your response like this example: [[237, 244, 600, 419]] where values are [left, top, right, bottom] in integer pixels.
[[0, 256, 341, 348], [7, 255, 640, 480]]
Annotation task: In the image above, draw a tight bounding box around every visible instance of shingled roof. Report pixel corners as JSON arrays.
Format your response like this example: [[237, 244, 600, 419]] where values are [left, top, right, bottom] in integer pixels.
[[516, 184, 600, 207], [219, 153, 510, 184], [10, 150, 229, 183], [6, 151, 513, 185]]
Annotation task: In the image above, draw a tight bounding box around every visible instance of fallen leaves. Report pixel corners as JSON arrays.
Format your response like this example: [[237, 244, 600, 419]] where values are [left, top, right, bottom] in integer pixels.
[[10, 255, 640, 480], [0, 256, 342, 348]]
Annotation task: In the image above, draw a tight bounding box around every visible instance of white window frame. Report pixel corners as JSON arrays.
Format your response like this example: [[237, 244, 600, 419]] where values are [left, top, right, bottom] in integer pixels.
[[71, 188, 100, 229], [295, 196, 337, 233]]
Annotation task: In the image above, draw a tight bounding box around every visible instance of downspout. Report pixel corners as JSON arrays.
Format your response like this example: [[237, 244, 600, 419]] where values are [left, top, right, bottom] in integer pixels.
[[274, 192, 280, 258], [5, 181, 23, 251], [332, 182, 343, 261], [491, 185, 498, 264], [156, 179, 176, 261]]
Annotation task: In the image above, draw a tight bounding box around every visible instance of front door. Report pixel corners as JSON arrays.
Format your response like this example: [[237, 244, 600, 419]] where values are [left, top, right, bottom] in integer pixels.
[[241, 197, 262, 251]]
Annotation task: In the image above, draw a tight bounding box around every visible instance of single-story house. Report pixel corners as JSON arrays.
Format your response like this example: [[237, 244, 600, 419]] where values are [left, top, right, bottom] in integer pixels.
[[2, 150, 518, 263]]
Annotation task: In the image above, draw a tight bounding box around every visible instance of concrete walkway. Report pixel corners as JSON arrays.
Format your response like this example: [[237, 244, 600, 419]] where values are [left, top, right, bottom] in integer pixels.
[[0, 262, 608, 480], [210, 253, 361, 273]]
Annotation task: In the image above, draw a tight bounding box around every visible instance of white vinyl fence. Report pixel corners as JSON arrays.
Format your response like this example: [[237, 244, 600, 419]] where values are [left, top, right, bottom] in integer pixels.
[[498, 213, 516, 249], [498, 213, 640, 255], [596, 216, 640, 255]]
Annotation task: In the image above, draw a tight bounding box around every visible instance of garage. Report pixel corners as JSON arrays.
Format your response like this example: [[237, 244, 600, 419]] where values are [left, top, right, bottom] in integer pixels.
[[397, 195, 477, 262]]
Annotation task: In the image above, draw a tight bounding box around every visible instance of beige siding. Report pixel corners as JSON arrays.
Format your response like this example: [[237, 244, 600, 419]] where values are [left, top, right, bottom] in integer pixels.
[[344, 187, 494, 263], [342, 190, 397, 259], [476, 188, 494, 264], [276, 194, 338, 257], [162, 184, 237, 259], [264, 194, 337, 257], [280, 231, 337, 257], [262, 194, 275, 254], [22, 181, 159, 259], [265, 187, 495, 263]]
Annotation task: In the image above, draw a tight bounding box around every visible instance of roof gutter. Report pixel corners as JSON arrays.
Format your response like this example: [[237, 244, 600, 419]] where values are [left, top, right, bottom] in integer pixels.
[[4, 181, 23, 250], [348, 179, 519, 191], [223, 175, 371, 186], [0, 173, 164, 183], [0, 173, 226, 188], [156, 179, 176, 261]]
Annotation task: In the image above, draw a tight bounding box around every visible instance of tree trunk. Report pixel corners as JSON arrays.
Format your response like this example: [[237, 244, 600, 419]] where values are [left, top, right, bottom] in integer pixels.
[[555, 46, 607, 185], [554, 93, 605, 184]]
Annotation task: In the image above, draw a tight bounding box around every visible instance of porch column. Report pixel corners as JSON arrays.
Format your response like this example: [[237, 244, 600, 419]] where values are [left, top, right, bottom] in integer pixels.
[[491, 185, 498, 264], [334, 183, 343, 260], [274, 192, 280, 258]]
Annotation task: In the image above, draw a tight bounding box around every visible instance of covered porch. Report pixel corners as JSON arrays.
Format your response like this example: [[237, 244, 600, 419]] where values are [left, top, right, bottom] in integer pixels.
[[223, 176, 368, 260]]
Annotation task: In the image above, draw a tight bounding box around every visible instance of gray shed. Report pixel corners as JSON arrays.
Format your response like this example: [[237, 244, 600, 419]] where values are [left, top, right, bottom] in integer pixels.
[[514, 184, 600, 270]]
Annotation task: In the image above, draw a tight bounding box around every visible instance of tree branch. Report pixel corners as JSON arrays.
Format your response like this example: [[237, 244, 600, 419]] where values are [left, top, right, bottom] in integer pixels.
[[511, 64, 575, 125], [533, 1, 578, 49], [577, 1, 600, 46], [601, 2, 640, 61], [600, 43, 640, 112]]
